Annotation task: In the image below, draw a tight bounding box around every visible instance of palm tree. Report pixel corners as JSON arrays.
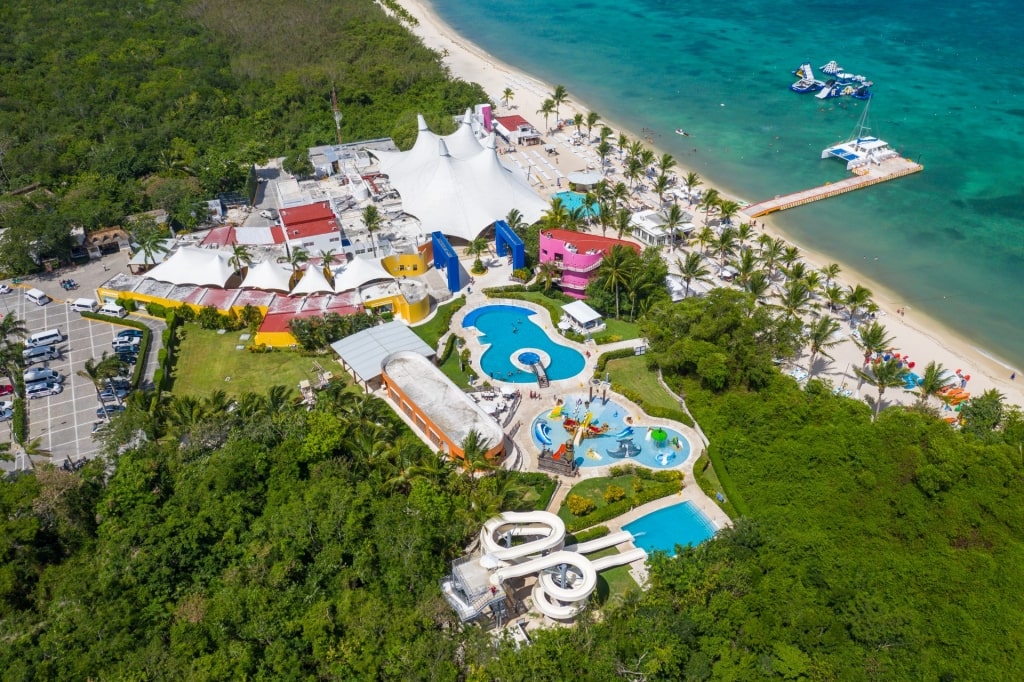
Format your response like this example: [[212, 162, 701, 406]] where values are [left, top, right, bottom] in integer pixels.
[[505, 208, 526, 233], [759, 238, 785, 278], [79, 353, 128, 416], [652, 174, 672, 205], [731, 249, 759, 286], [695, 225, 716, 255], [820, 262, 841, 290], [656, 153, 677, 177], [596, 140, 612, 168], [599, 126, 613, 144], [585, 111, 600, 140], [535, 261, 561, 291], [625, 140, 645, 165], [776, 280, 816, 319], [0, 313, 28, 346], [805, 316, 842, 370], [854, 321, 895, 363], [802, 270, 822, 295], [564, 206, 587, 232], [573, 112, 584, 135], [914, 361, 951, 406], [675, 252, 711, 298], [744, 271, 772, 301], [542, 196, 569, 229], [550, 84, 569, 122], [713, 226, 738, 265], [823, 284, 846, 315], [537, 98, 556, 132], [780, 245, 802, 271], [133, 228, 170, 267], [662, 203, 685, 247], [855, 358, 909, 422], [717, 200, 741, 225], [845, 284, 874, 321], [597, 245, 635, 318], [699, 188, 720, 219], [782, 261, 809, 283], [610, 182, 629, 211], [613, 208, 632, 241], [624, 157, 644, 189], [228, 242, 252, 275], [501, 87, 514, 108], [617, 133, 630, 158], [362, 204, 383, 256], [465, 237, 489, 270], [736, 223, 756, 252], [319, 248, 338, 282], [682, 171, 702, 204]]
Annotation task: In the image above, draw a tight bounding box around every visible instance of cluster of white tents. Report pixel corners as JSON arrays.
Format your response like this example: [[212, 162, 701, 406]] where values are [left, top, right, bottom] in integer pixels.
[[372, 112, 547, 242], [143, 246, 395, 296]]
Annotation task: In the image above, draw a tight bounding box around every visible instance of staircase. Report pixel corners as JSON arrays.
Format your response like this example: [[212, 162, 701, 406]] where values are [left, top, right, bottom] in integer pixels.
[[531, 362, 549, 388]]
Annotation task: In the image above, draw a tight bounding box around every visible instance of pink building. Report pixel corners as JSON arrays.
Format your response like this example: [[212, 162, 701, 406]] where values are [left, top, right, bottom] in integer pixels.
[[538, 229, 640, 299]]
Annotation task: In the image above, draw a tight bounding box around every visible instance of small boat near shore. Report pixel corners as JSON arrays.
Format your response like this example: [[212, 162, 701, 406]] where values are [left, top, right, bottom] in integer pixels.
[[675, 128, 689, 136]]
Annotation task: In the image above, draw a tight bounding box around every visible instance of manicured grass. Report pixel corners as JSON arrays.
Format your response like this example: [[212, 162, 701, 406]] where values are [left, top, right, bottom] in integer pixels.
[[438, 351, 475, 390], [591, 317, 640, 344], [412, 297, 466, 349], [516, 477, 558, 512], [606, 355, 692, 425], [173, 327, 324, 398], [485, 290, 564, 325], [587, 546, 642, 604], [558, 473, 640, 524]]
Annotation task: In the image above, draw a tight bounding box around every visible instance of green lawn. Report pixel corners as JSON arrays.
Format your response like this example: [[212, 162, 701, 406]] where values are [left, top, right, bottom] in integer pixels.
[[411, 297, 466, 349], [173, 327, 330, 398], [557, 473, 641, 525], [606, 355, 692, 425], [484, 290, 563, 326], [591, 317, 640, 344], [438, 351, 474, 390], [587, 546, 642, 604]]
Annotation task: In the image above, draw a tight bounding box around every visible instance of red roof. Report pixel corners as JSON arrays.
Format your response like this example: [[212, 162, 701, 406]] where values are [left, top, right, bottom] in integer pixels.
[[545, 229, 641, 254], [279, 201, 333, 227], [283, 218, 339, 241], [200, 226, 235, 248], [495, 115, 536, 131]]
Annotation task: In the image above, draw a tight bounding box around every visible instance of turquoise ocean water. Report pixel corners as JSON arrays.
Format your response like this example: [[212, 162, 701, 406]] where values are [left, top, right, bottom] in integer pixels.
[[431, 0, 1024, 370]]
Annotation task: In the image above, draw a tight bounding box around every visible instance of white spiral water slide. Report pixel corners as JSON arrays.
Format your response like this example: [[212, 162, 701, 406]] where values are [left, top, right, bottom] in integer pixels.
[[481, 511, 646, 620]]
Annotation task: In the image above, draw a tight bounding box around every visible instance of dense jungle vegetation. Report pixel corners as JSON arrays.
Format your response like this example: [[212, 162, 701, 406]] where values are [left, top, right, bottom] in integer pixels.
[[3, 1, 1024, 679], [0, 0, 485, 271]]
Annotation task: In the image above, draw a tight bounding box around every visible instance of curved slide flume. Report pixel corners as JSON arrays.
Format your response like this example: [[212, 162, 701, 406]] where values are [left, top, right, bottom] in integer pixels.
[[534, 421, 553, 446], [480, 511, 566, 563]]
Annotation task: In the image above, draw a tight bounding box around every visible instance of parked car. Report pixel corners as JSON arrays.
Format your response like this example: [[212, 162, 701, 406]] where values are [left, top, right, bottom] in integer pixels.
[[0, 384, 13, 397], [96, 404, 126, 419], [0, 284, 11, 294], [98, 387, 130, 402], [111, 337, 140, 351], [116, 329, 144, 340], [0, 408, 12, 422], [116, 352, 138, 365], [0, 400, 12, 411]]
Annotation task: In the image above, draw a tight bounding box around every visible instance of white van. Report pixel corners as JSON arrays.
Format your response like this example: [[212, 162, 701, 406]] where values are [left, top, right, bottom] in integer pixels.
[[25, 288, 51, 306], [23, 345, 61, 365], [99, 302, 127, 318], [24, 367, 63, 384], [70, 298, 99, 313], [25, 329, 63, 348]]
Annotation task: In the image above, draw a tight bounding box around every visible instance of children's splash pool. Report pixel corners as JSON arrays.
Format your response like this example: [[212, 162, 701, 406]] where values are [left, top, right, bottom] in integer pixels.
[[531, 393, 691, 468]]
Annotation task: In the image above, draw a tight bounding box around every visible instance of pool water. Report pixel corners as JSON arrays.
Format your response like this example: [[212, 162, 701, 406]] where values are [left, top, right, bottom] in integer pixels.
[[462, 305, 586, 383], [624, 502, 716, 556], [531, 393, 691, 468], [551, 191, 600, 217]]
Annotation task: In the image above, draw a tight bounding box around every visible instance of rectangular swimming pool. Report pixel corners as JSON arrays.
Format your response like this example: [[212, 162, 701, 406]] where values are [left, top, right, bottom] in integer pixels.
[[623, 501, 716, 555]]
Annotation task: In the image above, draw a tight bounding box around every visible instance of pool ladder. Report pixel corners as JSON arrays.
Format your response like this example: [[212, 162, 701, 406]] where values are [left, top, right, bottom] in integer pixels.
[[531, 362, 549, 388]]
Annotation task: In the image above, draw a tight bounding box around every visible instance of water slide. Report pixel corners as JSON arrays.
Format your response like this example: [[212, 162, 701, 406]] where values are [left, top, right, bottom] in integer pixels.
[[524, 547, 647, 620], [480, 511, 566, 562], [533, 421, 552, 446], [612, 426, 634, 440], [815, 85, 832, 100], [573, 411, 594, 447], [591, 548, 647, 572], [549, 405, 563, 418]]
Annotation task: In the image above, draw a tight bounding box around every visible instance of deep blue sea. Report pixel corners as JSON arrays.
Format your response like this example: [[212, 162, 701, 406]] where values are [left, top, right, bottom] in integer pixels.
[[431, 0, 1024, 370]]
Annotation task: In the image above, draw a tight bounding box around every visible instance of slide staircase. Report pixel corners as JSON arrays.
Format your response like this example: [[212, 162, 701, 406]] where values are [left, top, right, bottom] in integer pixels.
[[531, 362, 549, 388]]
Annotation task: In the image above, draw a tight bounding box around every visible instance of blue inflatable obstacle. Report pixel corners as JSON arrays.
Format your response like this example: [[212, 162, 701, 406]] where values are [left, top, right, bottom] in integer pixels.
[[611, 426, 634, 440], [534, 421, 552, 446]]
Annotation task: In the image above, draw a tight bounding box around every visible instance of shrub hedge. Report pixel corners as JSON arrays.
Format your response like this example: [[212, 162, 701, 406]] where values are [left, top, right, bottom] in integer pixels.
[[596, 348, 636, 372], [82, 313, 151, 388], [562, 479, 684, 532], [569, 525, 610, 544]]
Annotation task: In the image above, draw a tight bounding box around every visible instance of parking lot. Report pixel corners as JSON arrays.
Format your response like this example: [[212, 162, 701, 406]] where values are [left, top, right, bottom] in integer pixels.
[[1, 272, 164, 468]]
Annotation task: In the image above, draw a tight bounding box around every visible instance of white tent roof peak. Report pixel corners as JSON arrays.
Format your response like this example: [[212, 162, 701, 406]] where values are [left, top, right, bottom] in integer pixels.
[[290, 264, 334, 296], [417, 114, 429, 131], [438, 139, 452, 158], [240, 260, 293, 292], [333, 256, 394, 293], [143, 247, 234, 287]]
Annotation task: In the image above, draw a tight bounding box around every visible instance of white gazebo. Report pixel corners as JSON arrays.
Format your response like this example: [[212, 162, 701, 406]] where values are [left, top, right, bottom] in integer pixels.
[[561, 300, 605, 334]]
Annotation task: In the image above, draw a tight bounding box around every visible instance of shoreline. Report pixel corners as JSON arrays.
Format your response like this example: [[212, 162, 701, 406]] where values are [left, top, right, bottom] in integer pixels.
[[398, 0, 1023, 408]]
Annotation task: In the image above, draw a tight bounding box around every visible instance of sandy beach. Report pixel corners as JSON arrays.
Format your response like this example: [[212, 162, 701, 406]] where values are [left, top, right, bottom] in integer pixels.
[[395, 0, 1024, 411]]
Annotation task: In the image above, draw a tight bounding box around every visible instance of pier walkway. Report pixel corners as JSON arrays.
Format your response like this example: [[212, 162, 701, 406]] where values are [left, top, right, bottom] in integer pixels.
[[744, 156, 923, 218]]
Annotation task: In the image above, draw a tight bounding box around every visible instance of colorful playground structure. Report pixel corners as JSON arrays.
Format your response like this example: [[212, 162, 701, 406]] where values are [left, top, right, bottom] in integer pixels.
[[442, 511, 645, 622]]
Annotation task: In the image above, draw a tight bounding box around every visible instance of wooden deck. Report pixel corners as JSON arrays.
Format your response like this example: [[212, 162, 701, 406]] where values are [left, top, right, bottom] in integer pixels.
[[744, 156, 923, 218]]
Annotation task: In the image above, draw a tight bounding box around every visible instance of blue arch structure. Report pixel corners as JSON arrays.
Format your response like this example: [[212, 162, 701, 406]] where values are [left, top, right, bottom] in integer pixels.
[[432, 231, 461, 293], [494, 220, 525, 270]]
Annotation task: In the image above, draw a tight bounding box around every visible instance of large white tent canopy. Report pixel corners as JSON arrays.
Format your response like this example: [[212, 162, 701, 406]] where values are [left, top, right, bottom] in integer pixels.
[[290, 265, 334, 296], [144, 247, 235, 287], [240, 260, 293, 292], [332, 256, 393, 293], [374, 117, 547, 242]]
